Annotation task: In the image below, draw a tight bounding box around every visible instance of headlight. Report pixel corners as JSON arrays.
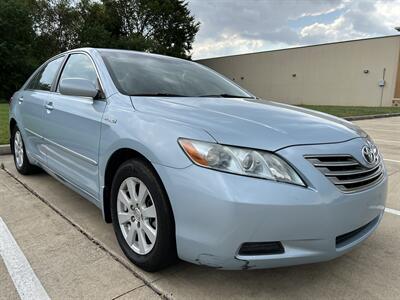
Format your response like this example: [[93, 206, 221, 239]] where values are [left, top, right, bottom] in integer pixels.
[[178, 138, 305, 186]]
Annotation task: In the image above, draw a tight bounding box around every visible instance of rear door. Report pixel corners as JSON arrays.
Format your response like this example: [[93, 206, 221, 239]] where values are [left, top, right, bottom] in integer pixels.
[[18, 56, 65, 164], [43, 52, 107, 200]]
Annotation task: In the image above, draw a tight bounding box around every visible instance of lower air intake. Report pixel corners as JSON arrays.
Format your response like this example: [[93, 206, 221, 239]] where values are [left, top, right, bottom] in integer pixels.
[[336, 216, 379, 248], [238, 241, 284, 256]]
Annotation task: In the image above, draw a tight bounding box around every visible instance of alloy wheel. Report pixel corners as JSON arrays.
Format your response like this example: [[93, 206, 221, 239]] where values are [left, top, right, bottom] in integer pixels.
[[14, 131, 24, 168], [117, 177, 158, 255]]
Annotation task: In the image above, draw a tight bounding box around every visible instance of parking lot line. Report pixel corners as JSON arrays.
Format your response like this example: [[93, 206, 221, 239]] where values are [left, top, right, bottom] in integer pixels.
[[384, 158, 400, 163], [385, 208, 400, 216], [362, 127, 399, 132], [0, 217, 50, 300], [375, 139, 400, 144]]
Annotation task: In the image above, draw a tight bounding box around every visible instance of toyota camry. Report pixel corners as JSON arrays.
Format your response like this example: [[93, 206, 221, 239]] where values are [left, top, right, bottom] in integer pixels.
[[9, 48, 387, 271]]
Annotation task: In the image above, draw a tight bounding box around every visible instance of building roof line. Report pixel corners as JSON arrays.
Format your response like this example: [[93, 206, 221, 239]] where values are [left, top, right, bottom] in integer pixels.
[[196, 34, 400, 61]]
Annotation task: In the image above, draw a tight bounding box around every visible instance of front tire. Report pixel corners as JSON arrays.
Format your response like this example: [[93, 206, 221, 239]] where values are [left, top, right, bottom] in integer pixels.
[[11, 127, 39, 175], [110, 159, 176, 272]]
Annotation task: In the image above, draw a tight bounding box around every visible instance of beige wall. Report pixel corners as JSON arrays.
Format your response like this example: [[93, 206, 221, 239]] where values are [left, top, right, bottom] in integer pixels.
[[198, 36, 400, 107], [394, 45, 400, 106]]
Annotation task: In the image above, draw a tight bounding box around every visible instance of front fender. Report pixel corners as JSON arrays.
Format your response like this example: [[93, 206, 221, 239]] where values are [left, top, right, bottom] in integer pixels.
[[98, 95, 216, 189]]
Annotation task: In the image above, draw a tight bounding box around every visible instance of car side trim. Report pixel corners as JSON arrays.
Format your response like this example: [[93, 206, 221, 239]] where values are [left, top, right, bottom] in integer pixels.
[[25, 128, 42, 138], [24, 128, 98, 166], [40, 162, 99, 204]]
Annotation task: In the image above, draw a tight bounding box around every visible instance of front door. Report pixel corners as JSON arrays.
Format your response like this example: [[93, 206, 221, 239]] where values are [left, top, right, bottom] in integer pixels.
[[43, 53, 106, 200]]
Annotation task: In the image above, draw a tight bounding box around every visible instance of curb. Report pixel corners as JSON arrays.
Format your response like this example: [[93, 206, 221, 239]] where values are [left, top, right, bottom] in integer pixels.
[[344, 113, 400, 121], [0, 144, 10, 155]]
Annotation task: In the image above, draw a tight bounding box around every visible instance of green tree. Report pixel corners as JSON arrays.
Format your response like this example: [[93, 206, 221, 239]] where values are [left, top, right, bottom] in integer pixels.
[[146, 1, 199, 58], [0, 0, 37, 99], [102, 0, 199, 58], [32, 0, 200, 58], [30, 0, 81, 55], [0, 0, 199, 98], [76, 0, 113, 48]]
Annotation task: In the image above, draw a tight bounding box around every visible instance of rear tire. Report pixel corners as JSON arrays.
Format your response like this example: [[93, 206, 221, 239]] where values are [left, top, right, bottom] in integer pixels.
[[110, 158, 176, 272], [11, 127, 40, 175]]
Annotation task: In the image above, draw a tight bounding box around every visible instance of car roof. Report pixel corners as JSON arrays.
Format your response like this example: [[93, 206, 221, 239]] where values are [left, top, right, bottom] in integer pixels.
[[61, 47, 186, 64]]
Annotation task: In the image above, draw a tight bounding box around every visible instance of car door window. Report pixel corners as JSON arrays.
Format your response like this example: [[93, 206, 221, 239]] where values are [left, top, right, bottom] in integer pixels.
[[27, 56, 64, 91], [58, 53, 99, 90]]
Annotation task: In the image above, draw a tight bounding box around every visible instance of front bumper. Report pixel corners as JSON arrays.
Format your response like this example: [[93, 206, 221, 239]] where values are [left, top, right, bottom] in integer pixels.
[[154, 138, 388, 270]]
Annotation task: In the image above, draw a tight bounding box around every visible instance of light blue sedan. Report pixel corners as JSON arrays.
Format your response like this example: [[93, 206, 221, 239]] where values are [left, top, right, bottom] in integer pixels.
[[9, 48, 387, 271]]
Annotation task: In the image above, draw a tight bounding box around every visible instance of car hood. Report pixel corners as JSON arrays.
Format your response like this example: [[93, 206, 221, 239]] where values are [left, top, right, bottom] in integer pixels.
[[131, 96, 365, 151]]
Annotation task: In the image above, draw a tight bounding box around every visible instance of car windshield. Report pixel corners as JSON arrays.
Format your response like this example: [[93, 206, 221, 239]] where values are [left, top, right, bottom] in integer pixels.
[[99, 50, 253, 98]]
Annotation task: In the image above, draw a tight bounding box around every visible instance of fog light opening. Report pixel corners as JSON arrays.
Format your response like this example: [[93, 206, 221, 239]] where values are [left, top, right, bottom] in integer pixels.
[[238, 241, 284, 256]]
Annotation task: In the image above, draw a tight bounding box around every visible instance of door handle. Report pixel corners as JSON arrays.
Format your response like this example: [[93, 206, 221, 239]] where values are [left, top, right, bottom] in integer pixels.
[[18, 97, 24, 104], [45, 102, 54, 111]]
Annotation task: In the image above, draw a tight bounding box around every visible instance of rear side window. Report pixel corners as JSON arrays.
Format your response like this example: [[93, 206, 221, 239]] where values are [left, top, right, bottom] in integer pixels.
[[58, 53, 98, 89], [27, 56, 64, 91]]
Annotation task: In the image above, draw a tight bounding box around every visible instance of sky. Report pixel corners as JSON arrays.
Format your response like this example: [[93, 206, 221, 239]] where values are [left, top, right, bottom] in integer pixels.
[[188, 0, 400, 59]]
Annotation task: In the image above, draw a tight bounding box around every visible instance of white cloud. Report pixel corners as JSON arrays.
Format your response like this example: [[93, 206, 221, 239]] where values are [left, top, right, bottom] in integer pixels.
[[297, 1, 347, 18], [189, 0, 400, 59], [300, 16, 358, 43], [375, 0, 400, 28], [194, 34, 294, 59], [194, 35, 263, 59], [299, 0, 399, 44]]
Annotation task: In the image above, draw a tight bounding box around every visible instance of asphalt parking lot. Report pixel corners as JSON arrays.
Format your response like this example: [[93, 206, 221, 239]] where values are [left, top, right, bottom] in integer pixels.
[[0, 116, 399, 300]]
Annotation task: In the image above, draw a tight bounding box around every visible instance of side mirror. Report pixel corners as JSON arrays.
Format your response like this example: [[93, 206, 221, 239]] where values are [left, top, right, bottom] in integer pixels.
[[59, 78, 99, 99]]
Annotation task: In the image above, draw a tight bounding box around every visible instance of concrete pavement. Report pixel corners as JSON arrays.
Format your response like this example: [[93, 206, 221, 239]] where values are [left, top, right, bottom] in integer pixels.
[[0, 170, 160, 299], [0, 116, 399, 299], [0, 258, 19, 300]]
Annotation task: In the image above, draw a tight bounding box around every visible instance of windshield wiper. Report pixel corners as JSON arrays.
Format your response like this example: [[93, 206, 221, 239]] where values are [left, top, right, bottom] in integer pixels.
[[130, 93, 187, 97], [198, 93, 255, 99]]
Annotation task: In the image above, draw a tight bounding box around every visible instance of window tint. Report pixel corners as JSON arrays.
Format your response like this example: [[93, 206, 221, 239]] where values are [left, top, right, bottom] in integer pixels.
[[99, 50, 252, 98], [58, 53, 98, 89], [27, 56, 64, 91]]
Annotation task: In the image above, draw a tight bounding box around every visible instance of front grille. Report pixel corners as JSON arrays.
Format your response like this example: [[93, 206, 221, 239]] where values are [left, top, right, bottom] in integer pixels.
[[305, 155, 383, 193]]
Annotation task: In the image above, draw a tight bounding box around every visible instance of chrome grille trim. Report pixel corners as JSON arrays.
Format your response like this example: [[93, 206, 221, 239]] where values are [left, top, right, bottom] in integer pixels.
[[329, 165, 382, 185], [324, 164, 380, 176], [312, 161, 360, 167], [305, 154, 384, 193]]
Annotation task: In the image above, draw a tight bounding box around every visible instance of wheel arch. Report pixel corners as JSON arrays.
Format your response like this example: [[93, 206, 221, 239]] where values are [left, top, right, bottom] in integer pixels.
[[102, 148, 175, 226], [9, 118, 17, 150]]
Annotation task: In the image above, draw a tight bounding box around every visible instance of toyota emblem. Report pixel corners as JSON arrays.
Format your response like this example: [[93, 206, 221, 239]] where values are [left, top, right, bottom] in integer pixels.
[[362, 141, 378, 165]]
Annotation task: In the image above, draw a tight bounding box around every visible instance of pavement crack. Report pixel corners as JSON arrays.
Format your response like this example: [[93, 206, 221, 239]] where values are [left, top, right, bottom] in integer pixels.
[[1, 167, 170, 300], [111, 284, 147, 300]]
